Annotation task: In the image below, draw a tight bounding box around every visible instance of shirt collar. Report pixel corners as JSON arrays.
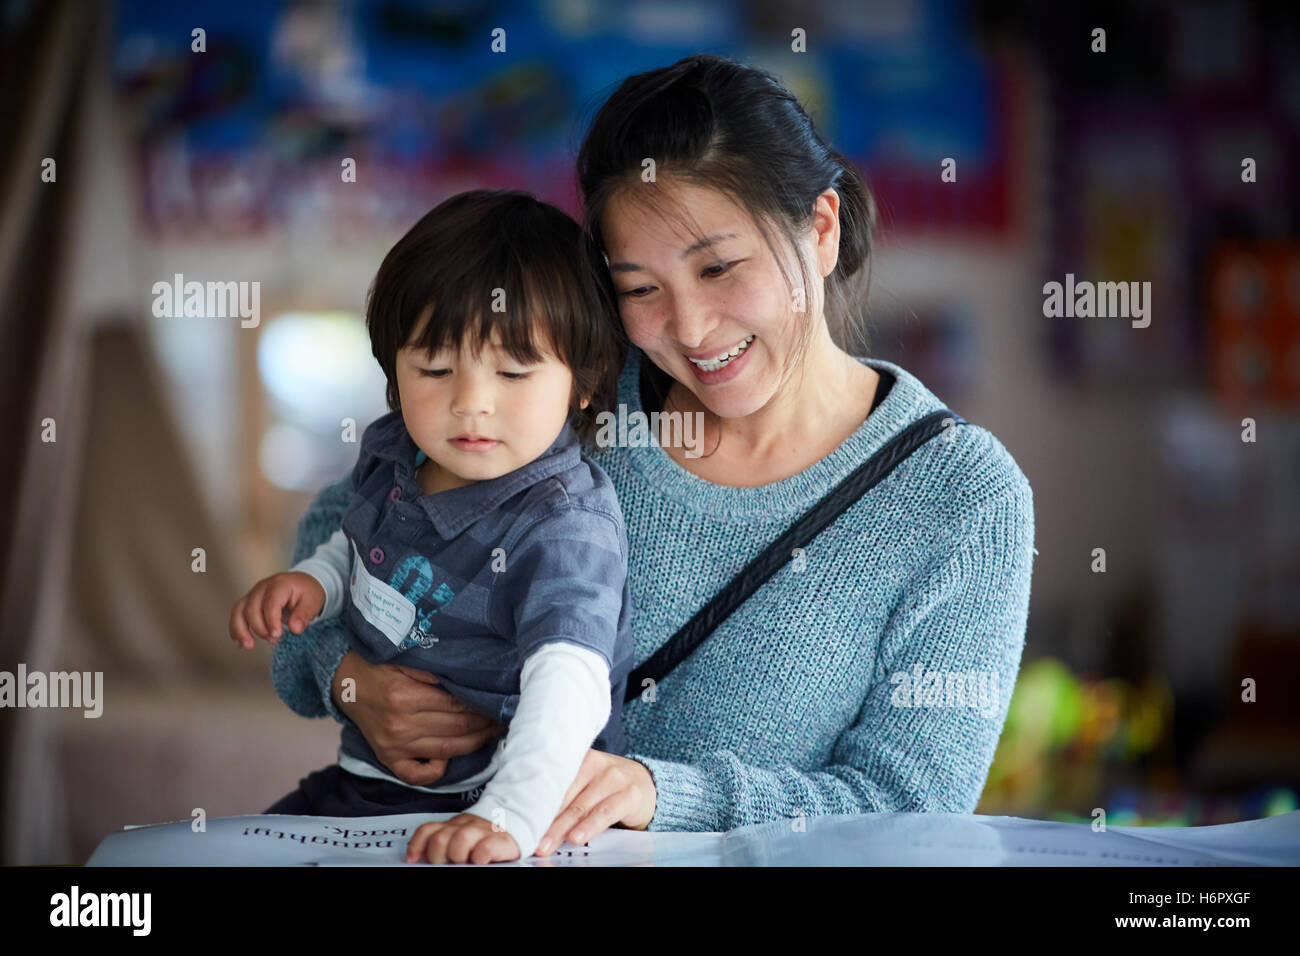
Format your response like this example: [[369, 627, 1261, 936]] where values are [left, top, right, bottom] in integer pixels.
[[371, 414, 583, 540]]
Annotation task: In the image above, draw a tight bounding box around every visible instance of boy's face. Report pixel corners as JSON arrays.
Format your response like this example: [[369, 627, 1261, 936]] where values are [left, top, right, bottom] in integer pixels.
[[395, 313, 586, 494]]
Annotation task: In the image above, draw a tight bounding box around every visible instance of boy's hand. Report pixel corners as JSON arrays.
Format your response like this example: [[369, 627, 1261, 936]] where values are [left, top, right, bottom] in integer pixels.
[[229, 572, 327, 649], [405, 813, 521, 865]]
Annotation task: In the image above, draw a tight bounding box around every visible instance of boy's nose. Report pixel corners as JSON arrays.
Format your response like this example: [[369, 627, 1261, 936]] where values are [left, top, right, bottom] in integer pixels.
[[451, 384, 494, 417]]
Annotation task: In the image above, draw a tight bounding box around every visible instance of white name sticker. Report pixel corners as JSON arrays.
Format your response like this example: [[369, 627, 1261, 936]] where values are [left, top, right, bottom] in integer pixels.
[[349, 540, 416, 648]]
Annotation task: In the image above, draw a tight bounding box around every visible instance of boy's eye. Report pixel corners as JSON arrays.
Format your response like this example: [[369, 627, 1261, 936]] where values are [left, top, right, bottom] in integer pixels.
[[418, 368, 532, 380]]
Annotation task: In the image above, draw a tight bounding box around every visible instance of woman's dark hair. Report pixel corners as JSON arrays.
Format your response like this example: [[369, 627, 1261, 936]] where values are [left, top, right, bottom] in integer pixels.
[[576, 53, 877, 425], [366, 189, 625, 447]]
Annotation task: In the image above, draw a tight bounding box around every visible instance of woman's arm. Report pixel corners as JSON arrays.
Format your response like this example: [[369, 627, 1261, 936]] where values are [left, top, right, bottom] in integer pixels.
[[270, 477, 354, 720], [621, 482, 1035, 833]]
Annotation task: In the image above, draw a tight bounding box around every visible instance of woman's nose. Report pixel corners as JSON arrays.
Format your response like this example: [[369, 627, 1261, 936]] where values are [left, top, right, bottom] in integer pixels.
[[665, 291, 715, 350]]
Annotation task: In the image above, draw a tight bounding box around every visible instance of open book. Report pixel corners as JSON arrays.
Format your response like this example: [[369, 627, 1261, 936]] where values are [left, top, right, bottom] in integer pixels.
[[85, 809, 1299, 866]]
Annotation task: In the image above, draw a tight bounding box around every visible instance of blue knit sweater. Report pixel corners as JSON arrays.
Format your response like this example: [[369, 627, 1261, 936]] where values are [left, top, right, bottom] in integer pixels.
[[270, 348, 1035, 832]]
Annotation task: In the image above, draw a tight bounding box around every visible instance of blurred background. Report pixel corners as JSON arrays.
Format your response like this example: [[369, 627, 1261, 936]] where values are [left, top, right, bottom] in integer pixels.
[[1, 0, 1297, 865]]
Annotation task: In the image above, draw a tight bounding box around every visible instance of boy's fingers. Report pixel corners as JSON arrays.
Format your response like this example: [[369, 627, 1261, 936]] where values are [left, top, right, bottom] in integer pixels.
[[284, 590, 317, 634], [260, 582, 289, 639], [406, 823, 440, 862], [428, 829, 455, 865], [448, 826, 485, 865], [413, 822, 461, 864], [487, 833, 519, 864], [229, 599, 253, 648], [228, 599, 242, 640], [470, 832, 511, 865], [242, 597, 267, 641], [246, 587, 271, 639]]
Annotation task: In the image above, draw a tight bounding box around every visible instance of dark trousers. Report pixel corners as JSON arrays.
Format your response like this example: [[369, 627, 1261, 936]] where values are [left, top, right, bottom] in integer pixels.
[[263, 764, 481, 817]]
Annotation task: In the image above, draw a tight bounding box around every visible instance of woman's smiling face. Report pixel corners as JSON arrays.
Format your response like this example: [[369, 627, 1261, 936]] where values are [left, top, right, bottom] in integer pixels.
[[601, 178, 828, 420]]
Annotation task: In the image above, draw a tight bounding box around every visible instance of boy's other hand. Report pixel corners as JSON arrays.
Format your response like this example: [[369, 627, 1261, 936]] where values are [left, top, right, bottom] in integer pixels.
[[406, 813, 521, 865], [229, 571, 327, 649]]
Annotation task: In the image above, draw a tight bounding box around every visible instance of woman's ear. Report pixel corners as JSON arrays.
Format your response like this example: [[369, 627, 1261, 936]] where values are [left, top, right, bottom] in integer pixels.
[[813, 188, 842, 278]]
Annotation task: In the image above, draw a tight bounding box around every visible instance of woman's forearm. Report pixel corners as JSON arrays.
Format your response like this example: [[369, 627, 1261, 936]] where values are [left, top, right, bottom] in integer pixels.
[[268, 476, 354, 720], [271, 617, 353, 720]]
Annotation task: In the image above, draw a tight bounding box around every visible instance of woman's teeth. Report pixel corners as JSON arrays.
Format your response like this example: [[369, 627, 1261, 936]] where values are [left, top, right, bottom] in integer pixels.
[[688, 334, 755, 372]]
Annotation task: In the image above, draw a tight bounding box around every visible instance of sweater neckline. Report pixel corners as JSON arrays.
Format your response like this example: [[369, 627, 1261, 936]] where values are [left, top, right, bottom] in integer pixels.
[[616, 346, 945, 521]]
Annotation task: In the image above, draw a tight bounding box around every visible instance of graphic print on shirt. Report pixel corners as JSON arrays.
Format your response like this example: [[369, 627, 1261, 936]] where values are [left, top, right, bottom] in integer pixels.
[[346, 524, 459, 654], [387, 554, 455, 650]]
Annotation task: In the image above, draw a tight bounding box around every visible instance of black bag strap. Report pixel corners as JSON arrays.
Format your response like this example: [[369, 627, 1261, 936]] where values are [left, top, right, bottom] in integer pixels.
[[625, 408, 966, 704]]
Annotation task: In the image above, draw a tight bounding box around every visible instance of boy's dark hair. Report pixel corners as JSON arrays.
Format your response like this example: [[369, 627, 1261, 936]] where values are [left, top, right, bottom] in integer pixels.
[[366, 189, 626, 448], [576, 53, 877, 415]]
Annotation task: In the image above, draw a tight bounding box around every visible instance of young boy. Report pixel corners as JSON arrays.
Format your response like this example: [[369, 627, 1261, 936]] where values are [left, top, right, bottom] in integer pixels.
[[230, 190, 634, 863]]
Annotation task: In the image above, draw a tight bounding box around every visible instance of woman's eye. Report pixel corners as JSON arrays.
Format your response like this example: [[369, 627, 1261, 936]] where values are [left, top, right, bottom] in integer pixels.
[[499, 371, 531, 380], [619, 262, 735, 298]]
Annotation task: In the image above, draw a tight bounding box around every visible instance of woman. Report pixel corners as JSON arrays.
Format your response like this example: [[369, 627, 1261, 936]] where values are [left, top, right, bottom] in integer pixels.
[[269, 54, 1035, 858]]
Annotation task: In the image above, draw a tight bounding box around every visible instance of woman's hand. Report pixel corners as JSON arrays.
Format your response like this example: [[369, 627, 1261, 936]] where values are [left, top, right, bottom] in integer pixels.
[[533, 750, 657, 856], [331, 651, 507, 787]]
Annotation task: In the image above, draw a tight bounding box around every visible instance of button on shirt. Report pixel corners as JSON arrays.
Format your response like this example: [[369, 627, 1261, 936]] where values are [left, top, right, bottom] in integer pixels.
[[290, 410, 635, 857]]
